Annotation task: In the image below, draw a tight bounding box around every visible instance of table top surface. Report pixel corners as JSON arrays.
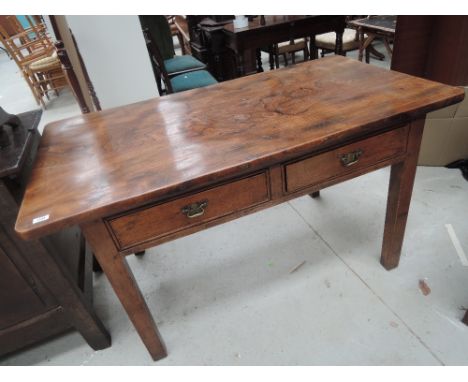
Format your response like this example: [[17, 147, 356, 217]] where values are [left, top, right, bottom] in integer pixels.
[[16, 56, 464, 239], [223, 15, 314, 34], [349, 16, 397, 34]]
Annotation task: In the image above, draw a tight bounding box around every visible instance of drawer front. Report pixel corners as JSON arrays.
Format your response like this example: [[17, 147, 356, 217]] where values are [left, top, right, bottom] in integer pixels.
[[108, 173, 270, 250], [285, 126, 408, 193]]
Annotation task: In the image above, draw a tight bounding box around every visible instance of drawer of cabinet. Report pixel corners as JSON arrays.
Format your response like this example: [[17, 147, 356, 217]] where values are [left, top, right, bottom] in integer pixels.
[[107, 173, 270, 250], [285, 126, 408, 193]]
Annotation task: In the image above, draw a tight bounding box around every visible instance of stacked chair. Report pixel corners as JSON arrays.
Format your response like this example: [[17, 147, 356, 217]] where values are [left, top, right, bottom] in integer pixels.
[[140, 15, 217, 95], [0, 16, 70, 108]]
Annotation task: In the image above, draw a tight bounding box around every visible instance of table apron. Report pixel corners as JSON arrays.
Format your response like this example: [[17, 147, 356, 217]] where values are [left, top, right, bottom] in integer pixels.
[[102, 124, 410, 256]]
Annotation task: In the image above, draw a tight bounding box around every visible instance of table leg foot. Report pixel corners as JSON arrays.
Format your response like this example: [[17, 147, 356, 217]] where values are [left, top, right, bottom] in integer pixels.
[[82, 220, 167, 361], [380, 120, 425, 270], [92, 255, 102, 272], [135, 250, 146, 256], [462, 309, 468, 326], [309, 191, 320, 198]]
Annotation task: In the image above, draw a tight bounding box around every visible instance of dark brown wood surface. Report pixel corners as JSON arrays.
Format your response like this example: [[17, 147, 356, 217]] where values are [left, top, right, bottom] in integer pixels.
[[223, 15, 318, 34], [391, 16, 468, 86], [222, 15, 346, 78], [1, 111, 110, 358], [0, 110, 40, 178], [16, 56, 464, 240]]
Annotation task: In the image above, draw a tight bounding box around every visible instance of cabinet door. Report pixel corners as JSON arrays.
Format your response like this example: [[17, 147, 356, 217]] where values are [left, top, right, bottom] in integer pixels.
[[0, 244, 47, 330]]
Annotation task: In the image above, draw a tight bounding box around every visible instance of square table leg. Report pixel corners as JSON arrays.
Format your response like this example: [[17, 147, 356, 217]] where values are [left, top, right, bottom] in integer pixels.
[[380, 119, 425, 270], [463, 310, 468, 326], [81, 220, 167, 361]]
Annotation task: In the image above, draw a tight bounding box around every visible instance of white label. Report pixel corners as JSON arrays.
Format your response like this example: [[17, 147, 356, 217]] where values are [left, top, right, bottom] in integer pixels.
[[32, 214, 50, 224]]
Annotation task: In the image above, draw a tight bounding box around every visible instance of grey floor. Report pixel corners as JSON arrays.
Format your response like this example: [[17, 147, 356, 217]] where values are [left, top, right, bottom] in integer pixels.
[[2, 41, 468, 366]]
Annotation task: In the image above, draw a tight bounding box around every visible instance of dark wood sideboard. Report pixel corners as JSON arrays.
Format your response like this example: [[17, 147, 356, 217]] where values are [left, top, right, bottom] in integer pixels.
[[0, 108, 110, 357]]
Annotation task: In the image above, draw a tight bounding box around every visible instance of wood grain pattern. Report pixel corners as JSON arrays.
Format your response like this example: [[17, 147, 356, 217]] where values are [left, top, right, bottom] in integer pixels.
[[15, 56, 464, 240]]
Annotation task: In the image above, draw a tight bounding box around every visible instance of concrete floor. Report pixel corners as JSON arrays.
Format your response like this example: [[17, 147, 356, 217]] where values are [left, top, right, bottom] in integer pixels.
[[1, 42, 468, 365]]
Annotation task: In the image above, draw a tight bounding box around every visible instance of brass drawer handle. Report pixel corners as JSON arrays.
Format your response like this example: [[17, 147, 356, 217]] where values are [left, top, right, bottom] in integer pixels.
[[181, 200, 208, 218], [339, 149, 363, 167]]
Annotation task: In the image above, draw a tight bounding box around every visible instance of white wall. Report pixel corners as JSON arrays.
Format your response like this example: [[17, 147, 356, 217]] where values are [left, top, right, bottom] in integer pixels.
[[65, 16, 158, 109]]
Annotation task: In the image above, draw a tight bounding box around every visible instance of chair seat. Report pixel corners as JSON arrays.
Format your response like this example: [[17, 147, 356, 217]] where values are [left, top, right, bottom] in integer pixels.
[[28, 52, 60, 71], [170, 70, 217, 93], [315, 28, 360, 51], [164, 55, 205, 75], [277, 38, 307, 54], [278, 38, 307, 48]]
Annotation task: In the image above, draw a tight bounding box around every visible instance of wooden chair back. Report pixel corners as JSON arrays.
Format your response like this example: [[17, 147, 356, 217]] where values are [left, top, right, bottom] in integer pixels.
[[0, 16, 23, 37], [142, 28, 174, 94], [0, 21, 53, 69]]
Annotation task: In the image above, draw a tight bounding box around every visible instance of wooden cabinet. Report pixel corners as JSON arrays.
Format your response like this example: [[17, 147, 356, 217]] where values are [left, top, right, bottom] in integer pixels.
[[0, 109, 110, 358], [0, 245, 51, 330]]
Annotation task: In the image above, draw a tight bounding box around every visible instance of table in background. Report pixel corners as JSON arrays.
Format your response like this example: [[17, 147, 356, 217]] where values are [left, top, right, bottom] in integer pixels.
[[188, 15, 347, 81], [15, 57, 464, 361], [348, 16, 397, 63]]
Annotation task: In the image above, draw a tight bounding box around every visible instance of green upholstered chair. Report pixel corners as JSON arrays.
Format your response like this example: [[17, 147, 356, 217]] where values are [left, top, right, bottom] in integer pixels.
[[143, 28, 217, 95], [170, 70, 218, 93], [139, 16, 207, 95]]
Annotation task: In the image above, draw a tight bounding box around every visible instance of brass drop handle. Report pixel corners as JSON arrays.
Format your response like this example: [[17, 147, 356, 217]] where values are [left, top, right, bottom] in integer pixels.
[[339, 149, 363, 167], [181, 200, 208, 218]]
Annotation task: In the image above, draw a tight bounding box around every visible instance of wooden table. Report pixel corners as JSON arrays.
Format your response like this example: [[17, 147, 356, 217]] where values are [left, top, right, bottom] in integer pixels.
[[348, 16, 397, 63], [15, 56, 464, 361], [199, 15, 346, 81]]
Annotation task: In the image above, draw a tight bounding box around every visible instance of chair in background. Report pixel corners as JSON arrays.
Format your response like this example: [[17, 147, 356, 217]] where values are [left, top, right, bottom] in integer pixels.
[[0, 15, 47, 53], [173, 16, 192, 55], [0, 16, 71, 107], [143, 29, 217, 95], [266, 38, 309, 69], [166, 15, 187, 54], [25, 52, 70, 106], [139, 15, 207, 95], [311, 28, 360, 58]]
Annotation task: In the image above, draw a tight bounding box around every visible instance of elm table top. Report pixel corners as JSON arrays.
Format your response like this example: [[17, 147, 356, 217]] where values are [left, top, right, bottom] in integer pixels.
[[15, 55, 464, 240]]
